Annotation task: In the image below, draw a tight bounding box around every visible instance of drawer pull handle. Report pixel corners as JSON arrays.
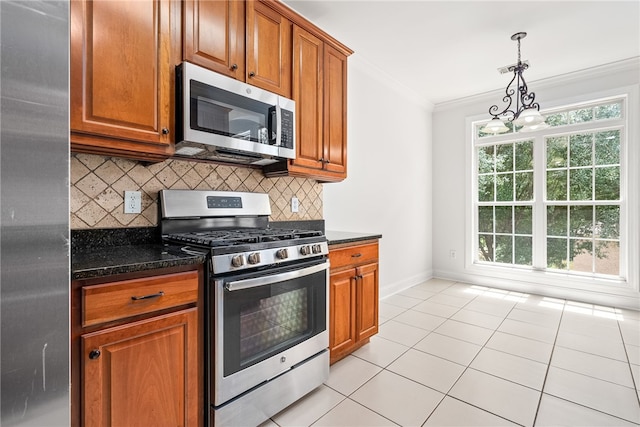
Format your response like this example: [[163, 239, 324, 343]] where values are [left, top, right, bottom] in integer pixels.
[[351, 253, 362, 258], [131, 291, 164, 301]]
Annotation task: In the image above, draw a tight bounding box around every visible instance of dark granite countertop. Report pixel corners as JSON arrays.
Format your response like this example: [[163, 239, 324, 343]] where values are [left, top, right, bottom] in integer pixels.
[[72, 244, 206, 280], [325, 231, 382, 246], [71, 227, 206, 280]]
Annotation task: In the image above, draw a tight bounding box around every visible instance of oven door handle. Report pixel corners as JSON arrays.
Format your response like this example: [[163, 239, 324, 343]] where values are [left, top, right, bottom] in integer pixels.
[[224, 261, 328, 292]]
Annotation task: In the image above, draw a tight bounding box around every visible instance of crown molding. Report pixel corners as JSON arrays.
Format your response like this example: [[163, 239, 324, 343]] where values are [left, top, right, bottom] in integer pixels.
[[434, 57, 640, 113]]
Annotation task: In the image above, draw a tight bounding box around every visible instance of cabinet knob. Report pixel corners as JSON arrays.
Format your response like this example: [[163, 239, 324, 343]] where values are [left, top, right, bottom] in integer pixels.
[[161, 128, 169, 135], [89, 349, 101, 360], [231, 64, 238, 71], [248, 71, 256, 78]]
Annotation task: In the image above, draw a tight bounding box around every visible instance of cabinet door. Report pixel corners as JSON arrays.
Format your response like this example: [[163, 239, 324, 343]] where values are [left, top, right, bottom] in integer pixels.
[[246, 0, 292, 97], [183, 0, 245, 79], [70, 0, 178, 161], [291, 25, 324, 170], [323, 44, 348, 176], [356, 263, 379, 342], [82, 308, 198, 427], [329, 269, 356, 363]]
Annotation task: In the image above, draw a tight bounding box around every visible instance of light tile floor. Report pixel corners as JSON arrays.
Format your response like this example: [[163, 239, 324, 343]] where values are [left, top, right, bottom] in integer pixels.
[[261, 279, 640, 427]]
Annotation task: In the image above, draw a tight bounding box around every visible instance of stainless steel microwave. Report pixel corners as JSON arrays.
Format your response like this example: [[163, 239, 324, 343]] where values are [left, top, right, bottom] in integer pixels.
[[175, 62, 295, 165]]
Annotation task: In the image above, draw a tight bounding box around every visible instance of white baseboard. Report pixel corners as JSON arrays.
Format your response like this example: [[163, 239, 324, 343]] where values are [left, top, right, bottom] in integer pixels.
[[433, 268, 640, 311], [379, 269, 433, 300]]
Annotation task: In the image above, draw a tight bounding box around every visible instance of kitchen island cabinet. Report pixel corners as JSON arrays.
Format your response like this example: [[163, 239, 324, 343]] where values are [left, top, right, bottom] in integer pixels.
[[70, 0, 181, 162], [328, 238, 380, 364], [71, 265, 204, 427]]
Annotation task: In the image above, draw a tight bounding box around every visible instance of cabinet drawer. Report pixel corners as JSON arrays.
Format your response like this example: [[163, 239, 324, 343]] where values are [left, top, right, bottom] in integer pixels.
[[83, 271, 198, 327], [329, 242, 378, 270]]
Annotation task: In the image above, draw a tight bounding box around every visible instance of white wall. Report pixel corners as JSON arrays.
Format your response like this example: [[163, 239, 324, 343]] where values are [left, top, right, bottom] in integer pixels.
[[323, 55, 433, 298], [432, 58, 640, 310]]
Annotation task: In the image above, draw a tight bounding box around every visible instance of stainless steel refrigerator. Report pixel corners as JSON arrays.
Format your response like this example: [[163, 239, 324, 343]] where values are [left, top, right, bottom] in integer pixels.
[[1, 1, 70, 425]]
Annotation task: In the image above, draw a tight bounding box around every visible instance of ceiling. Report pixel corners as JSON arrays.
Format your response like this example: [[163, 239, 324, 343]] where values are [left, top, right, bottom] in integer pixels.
[[281, 1, 640, 107]]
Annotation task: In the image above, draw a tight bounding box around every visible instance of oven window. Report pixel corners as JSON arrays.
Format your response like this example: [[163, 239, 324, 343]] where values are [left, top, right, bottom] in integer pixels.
[[240, 287, 308, 361], [220, 264, 326, 376]]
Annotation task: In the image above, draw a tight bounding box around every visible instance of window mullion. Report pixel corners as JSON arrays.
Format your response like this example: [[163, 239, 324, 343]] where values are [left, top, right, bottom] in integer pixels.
[[533, 134, 546, 270]]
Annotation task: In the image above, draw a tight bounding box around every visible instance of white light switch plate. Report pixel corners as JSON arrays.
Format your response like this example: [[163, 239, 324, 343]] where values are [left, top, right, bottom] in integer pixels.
[[124, 191, 142, 214], [291, 197, 299, 213]]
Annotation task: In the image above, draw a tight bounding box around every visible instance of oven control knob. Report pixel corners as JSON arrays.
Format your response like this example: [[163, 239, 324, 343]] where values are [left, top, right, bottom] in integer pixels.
[[247, 252, 261, 265], [231, 255, 245, 268], [275, 248, 288, 260], [312, 244, 322, 254], [300, 245, 311, 256]]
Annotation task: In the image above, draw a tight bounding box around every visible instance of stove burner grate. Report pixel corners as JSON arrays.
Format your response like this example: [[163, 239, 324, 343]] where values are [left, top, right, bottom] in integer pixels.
[[164, 228, 323, 247]]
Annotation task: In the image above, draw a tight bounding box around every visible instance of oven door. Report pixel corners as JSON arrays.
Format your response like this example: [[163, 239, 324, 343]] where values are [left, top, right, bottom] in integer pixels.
[[211, 258, 329, 407]]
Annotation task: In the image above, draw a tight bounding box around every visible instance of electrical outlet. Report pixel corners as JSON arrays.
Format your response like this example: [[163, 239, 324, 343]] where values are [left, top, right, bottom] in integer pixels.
[[449, 250, 457, 259], [291, 197, 299, 213], [124, 191, 142, 214]]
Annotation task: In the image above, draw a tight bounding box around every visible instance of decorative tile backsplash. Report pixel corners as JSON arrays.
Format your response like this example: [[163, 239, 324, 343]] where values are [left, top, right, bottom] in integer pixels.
[[70, 154, 323, 229]]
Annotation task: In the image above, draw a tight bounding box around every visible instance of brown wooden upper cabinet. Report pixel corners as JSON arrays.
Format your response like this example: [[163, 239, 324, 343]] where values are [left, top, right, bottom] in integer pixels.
[[263, 24, 350, 182], [70, 0, 181, 162], [183, 0, 292, 98]]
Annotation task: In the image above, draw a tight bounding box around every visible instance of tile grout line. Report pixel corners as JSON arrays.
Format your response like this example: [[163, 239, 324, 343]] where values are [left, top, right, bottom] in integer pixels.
[[530, 299, 566, 426], [616, 311, 640, 407]]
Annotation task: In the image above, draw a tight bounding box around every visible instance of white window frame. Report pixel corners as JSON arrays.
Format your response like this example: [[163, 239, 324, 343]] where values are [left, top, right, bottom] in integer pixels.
[[464, 86, 639, 296]]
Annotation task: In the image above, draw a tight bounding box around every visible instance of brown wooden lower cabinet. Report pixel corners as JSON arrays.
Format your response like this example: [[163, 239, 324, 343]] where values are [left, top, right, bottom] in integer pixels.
[[328, 240, 379, 364], [72, 267, 203, 427], [82, 308, 198, 427]]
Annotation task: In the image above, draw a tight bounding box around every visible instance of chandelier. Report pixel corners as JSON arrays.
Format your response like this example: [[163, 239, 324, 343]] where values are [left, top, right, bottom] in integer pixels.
[[481, 32, 547, 134]]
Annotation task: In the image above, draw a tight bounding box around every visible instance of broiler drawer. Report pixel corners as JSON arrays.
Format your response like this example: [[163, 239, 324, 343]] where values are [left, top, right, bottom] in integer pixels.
[[82, 270, 198, 327], [329, 242, 378, 270]]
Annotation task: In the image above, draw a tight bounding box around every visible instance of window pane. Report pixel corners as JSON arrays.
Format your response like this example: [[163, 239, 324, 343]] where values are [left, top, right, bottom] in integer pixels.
[[595, 241, 619, 276], [569, 168, 592, 200], [478, 175, 494, 201], [546, 112, 568, 127], [569, 108, 593, 123], [515, 236, 532, 266], [595, 205, 619, 239], [547, 136, 568, 168], [478, 206, 493, 233], [495, 206, 512, 233], [570, 239, 593, 273], [595, 130, 620, 165], [547, 206, 567, 237], [495, 235, 513, 263], [594, 167, 620, 200], [570, 206, 593, 238], [478, 146, 495, 173], [514, 206, 532, 234], [547, 170, 567, 200], [594, 103, 621, 120], [515, 141, 534, 171], [478, 234, 493, 261], [570, 134, 593, 167], [547, 237, 568, 269], [496, 174, 513, 201], [496, 144, 514, 173], [515, 171, 533, 201]]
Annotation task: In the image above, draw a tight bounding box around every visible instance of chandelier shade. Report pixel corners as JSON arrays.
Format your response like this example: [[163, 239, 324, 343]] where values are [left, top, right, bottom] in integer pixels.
[[480, 32, 546, 135]]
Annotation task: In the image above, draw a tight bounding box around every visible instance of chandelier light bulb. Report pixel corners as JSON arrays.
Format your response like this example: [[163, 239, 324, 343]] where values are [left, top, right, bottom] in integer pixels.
[[481, 118, 509, 134]]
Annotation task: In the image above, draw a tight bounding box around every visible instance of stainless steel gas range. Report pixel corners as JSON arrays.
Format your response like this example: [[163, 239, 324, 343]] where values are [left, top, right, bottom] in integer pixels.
[[159, 189, 329, 427]]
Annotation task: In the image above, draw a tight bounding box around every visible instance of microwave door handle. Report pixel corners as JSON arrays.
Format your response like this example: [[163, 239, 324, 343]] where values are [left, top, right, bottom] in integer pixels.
[[225, 262, 328, 291], [275, 103, 282, 147]]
